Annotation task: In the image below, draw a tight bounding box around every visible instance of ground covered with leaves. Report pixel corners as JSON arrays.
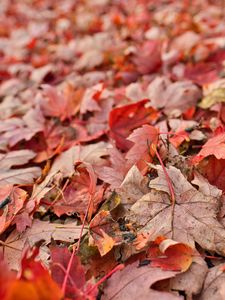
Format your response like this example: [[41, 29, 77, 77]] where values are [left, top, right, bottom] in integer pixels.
[[1, 0, 225, 299]]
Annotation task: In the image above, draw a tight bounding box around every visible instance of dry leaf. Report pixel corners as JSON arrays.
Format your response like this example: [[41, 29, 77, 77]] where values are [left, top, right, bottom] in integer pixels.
[[129, 165, 225, 255], [102, 261, 182, 300]]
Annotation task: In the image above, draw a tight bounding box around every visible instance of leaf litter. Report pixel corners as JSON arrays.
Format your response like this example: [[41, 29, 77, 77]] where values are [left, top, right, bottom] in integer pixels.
[[1, 0, 225, 299]]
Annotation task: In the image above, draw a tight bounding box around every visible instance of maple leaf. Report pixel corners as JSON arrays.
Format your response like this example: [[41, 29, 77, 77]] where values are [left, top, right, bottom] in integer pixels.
[[1, 219, 87, 271], [98, 145, 129, 189], [0, 106, 44, 150], [53, 163, 104, 221], [0, 246, 63, 300], [147, 237, 194, 272], [170, 256, 208, 299], [89, 210, 123, 256], [197, 156, 225, 191], [133, 40, 162, 75], [0, 167, 41, 187], [126, 124, 158, 172], [51, 247, 97, 300], [129, 165, 225, 256], [199, 263, 225, 299], [0, 185, 27, 234], [116, 165, 150, 213], [194, 133, 225, 162], [147, 76, 201, 115], [109, 100, 159, 151], [0, 150, 36, 169], [39, 83, 83, 121], [102, 261, 181, 300]]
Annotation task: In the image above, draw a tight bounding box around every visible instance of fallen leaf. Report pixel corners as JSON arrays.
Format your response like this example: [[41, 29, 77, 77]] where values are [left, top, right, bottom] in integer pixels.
[[89, 210, 122, 256], [51, 247, 97, 299], [133, 40, 162, 75], [1, 219, 87, 270], [125, 124, 158, 172], [199, 88, 225, 109], [117, 165, 149, 213], [170, 256, 208, 299], [147, 77, 201, 116], [130, 165, 225, 255], [147, 237, 194, 272], [98, 146, 128, 189], [195, 133, 225, 161], [197, 157, 225, 191], [0, 150, 36, 170], [0, 246, 63, 300], [0, 186, 27, 234], [199, 263, 225, 300], [109, 100, 159, 151], [102, 261, 182, 300], [0, 167, 41, 187]]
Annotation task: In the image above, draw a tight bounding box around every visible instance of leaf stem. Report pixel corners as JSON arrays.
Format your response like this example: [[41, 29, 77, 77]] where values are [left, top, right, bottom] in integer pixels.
[[61, 193, 93, 295], [154, 147, 175, 204]]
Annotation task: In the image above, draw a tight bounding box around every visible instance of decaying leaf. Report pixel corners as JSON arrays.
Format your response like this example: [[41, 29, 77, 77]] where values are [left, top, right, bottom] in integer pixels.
[[147, 237, 194, 272], [51, 247, 97, 300], [1, 219, 87, 270], [102, 261, 182, 300], [129, 165, 225, 255], [199, 263, 225, 300]]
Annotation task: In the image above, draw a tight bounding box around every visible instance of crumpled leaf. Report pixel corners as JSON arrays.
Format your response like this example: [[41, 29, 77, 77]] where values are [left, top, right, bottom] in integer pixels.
[[89, 210, 122, 256], [102, 261, 182, 300], [53, 163, 103, 219], [129, 165, 225, 255], [147, 237, 194, 272]]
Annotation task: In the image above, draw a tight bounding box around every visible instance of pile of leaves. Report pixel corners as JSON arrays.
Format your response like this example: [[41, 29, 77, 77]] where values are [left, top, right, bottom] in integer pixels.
[[1, 0, 225, 298]]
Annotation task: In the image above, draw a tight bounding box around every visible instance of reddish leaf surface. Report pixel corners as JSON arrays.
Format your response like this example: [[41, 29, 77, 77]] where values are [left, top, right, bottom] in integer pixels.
[[126, 125, 159, 172], [147, 236, 194, 272], [194, 133, 225, 162], [51, 247, 97, 300], [0, 247, 63, 300], [0, 186, 27, 234], [197, 156, 225, 191], [109, 100, 159, 151]]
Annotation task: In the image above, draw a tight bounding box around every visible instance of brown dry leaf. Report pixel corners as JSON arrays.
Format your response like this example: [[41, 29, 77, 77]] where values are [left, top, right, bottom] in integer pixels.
[[101, 261, 182, 300], [0, 150, 36, 170], [199, 263, 225, 300], [0, 167, 41, 187], [89, 210, 122, 256], [147, 76, 201, 116], [129, 165, 225, 255], [170, 256, 208, 299], [1, 219, 87, 271], [117, 165, 149, 214]]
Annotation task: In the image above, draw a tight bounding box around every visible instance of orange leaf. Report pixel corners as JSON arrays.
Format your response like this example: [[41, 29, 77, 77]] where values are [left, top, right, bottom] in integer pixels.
[[147, 237, 194, 272]]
